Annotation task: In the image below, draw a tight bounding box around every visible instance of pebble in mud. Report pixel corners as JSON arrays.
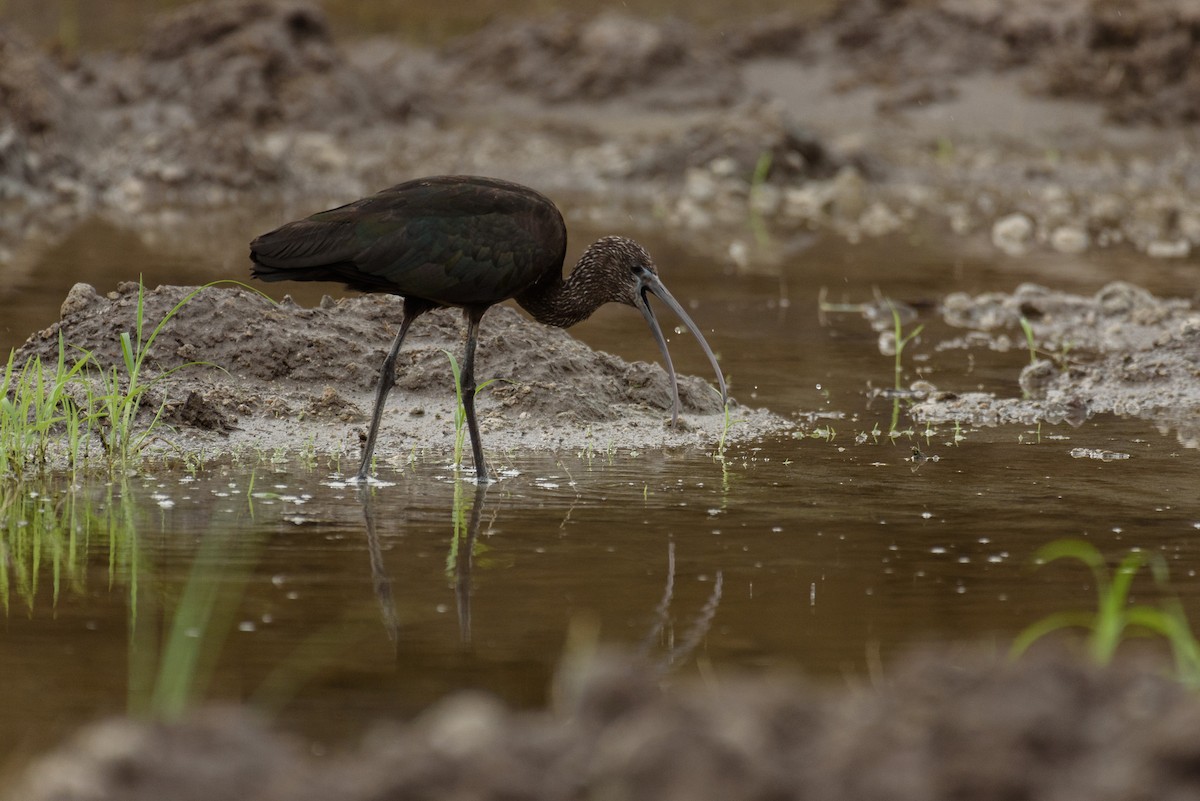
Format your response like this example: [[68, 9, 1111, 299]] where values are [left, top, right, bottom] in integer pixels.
[[1018, 359, 1059, 399], [1049, 225, 1089, 254], [991, 213, 1034, 256], [59, 283, 100, 318], [1145, 240, 1191, 259]]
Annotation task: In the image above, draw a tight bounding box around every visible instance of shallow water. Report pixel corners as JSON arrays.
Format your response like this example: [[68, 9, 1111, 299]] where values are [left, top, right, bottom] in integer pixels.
[[3, 204, 1200, 765], [2, 422, 1198, 762]]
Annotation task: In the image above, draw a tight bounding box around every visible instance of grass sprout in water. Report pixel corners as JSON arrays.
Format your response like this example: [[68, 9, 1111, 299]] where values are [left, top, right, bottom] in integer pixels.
[[1013, 539, 1200, 688], [747, 150, 773, 249], [443, 349, 503, 473], [885, 299, 924, 432], [1019, 315, 1038, 368], [715, 403, 744, 462], [817, 290, 924, 434]]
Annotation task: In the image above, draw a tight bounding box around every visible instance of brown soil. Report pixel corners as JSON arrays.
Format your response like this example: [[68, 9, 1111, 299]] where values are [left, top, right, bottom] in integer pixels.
[[3, 0, 1200, 265], [15, 282, 781, 467], [11, 647, 1200, 801], [447, 12, 741, 109]]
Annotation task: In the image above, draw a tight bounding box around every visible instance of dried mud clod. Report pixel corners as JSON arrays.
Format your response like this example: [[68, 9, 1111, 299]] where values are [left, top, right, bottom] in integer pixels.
[[916, 282, 1200, 446], [15, 282, 788, 460]]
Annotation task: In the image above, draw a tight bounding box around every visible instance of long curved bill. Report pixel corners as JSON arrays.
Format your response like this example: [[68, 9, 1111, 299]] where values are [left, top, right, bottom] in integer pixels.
[[635, 271, 729, 426]]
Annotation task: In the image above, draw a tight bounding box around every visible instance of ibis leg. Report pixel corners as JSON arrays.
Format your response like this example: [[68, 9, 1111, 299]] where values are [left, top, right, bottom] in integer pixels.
[[357, 302, 425, 481], [460, 307, 490, 482]]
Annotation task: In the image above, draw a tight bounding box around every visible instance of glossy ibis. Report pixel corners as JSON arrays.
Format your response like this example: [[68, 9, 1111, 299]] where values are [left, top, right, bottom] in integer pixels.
[[250, 175, 727, 482]]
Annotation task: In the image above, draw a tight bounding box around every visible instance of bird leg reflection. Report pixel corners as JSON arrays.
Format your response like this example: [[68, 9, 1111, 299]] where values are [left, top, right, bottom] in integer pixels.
[[358, 478, 490, 649], [637, 541, 724, 673], [359, 484, 400, 646], [638, 541, 677, 657], [450, 479, 490, 645]]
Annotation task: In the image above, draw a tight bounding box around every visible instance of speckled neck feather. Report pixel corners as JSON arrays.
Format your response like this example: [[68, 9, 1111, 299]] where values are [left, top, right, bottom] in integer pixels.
[[516, 236, 651, 328]]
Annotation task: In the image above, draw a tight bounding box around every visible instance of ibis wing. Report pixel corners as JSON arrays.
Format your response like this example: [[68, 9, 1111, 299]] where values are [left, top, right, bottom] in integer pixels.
[[250, 176, 568, 305]]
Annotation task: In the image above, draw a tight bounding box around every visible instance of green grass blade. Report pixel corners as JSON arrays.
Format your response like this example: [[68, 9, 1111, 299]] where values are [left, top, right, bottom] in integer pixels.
[[1010, 611, 1095, 659]]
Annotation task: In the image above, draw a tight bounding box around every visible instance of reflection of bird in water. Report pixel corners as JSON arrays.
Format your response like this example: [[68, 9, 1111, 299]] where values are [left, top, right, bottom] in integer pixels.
[[450, 481, 489, 645], [360, 481, 489, 647], [360, 485, 400, 646], [250, 175, 728, 482], [638, 541, 724, 672], [361, 484, 721, 661]]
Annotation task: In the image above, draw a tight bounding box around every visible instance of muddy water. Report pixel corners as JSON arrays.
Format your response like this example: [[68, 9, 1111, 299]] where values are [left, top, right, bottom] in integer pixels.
[[3, 209, 1200, 764], [4, 426, 1199, 763]]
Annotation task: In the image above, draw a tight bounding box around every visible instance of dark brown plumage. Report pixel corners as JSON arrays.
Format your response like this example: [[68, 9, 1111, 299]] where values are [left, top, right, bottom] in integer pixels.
[[251, 175, 727, 481]]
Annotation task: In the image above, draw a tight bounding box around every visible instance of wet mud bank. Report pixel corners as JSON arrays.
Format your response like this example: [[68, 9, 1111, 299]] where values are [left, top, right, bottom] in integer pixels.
[[15, 282, 782, 465], [911, 280, 1200, 447], [12, 648, 1200, 801], [2, 0, 1200, 268]]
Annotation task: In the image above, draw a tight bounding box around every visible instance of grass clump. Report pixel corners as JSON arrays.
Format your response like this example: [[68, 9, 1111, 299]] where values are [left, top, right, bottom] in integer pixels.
[[1, 334, 92, 477], [1, 280, 233, 476], [86, 281, 216, 466]]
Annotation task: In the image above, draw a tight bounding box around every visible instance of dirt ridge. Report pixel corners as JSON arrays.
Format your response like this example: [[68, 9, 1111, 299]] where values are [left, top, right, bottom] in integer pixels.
[[16, 282, 786, 464]]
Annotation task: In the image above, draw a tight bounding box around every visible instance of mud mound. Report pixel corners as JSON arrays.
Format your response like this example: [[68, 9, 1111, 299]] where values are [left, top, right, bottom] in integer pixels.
[[630, 100, 844, 182], [1036, 0, 1200, 126], [12, 648, 1200, 801], [823, 0, 1048, 83], [0, 27, 82, 200], [0, 0, 435, 218], [720, 12, 811, 59], [0, 27, 69, 137], [767, 0, 1199, 125], [15, 283, 783, 462], [449, 12, 740, 109], [71, 0, 429, 199], [130, 0, 417, 128], [913, 282, 1200, 445]]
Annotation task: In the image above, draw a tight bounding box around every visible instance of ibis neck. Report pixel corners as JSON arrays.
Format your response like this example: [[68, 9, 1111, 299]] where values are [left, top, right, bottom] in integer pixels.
[[515, 258, 604, 329]]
